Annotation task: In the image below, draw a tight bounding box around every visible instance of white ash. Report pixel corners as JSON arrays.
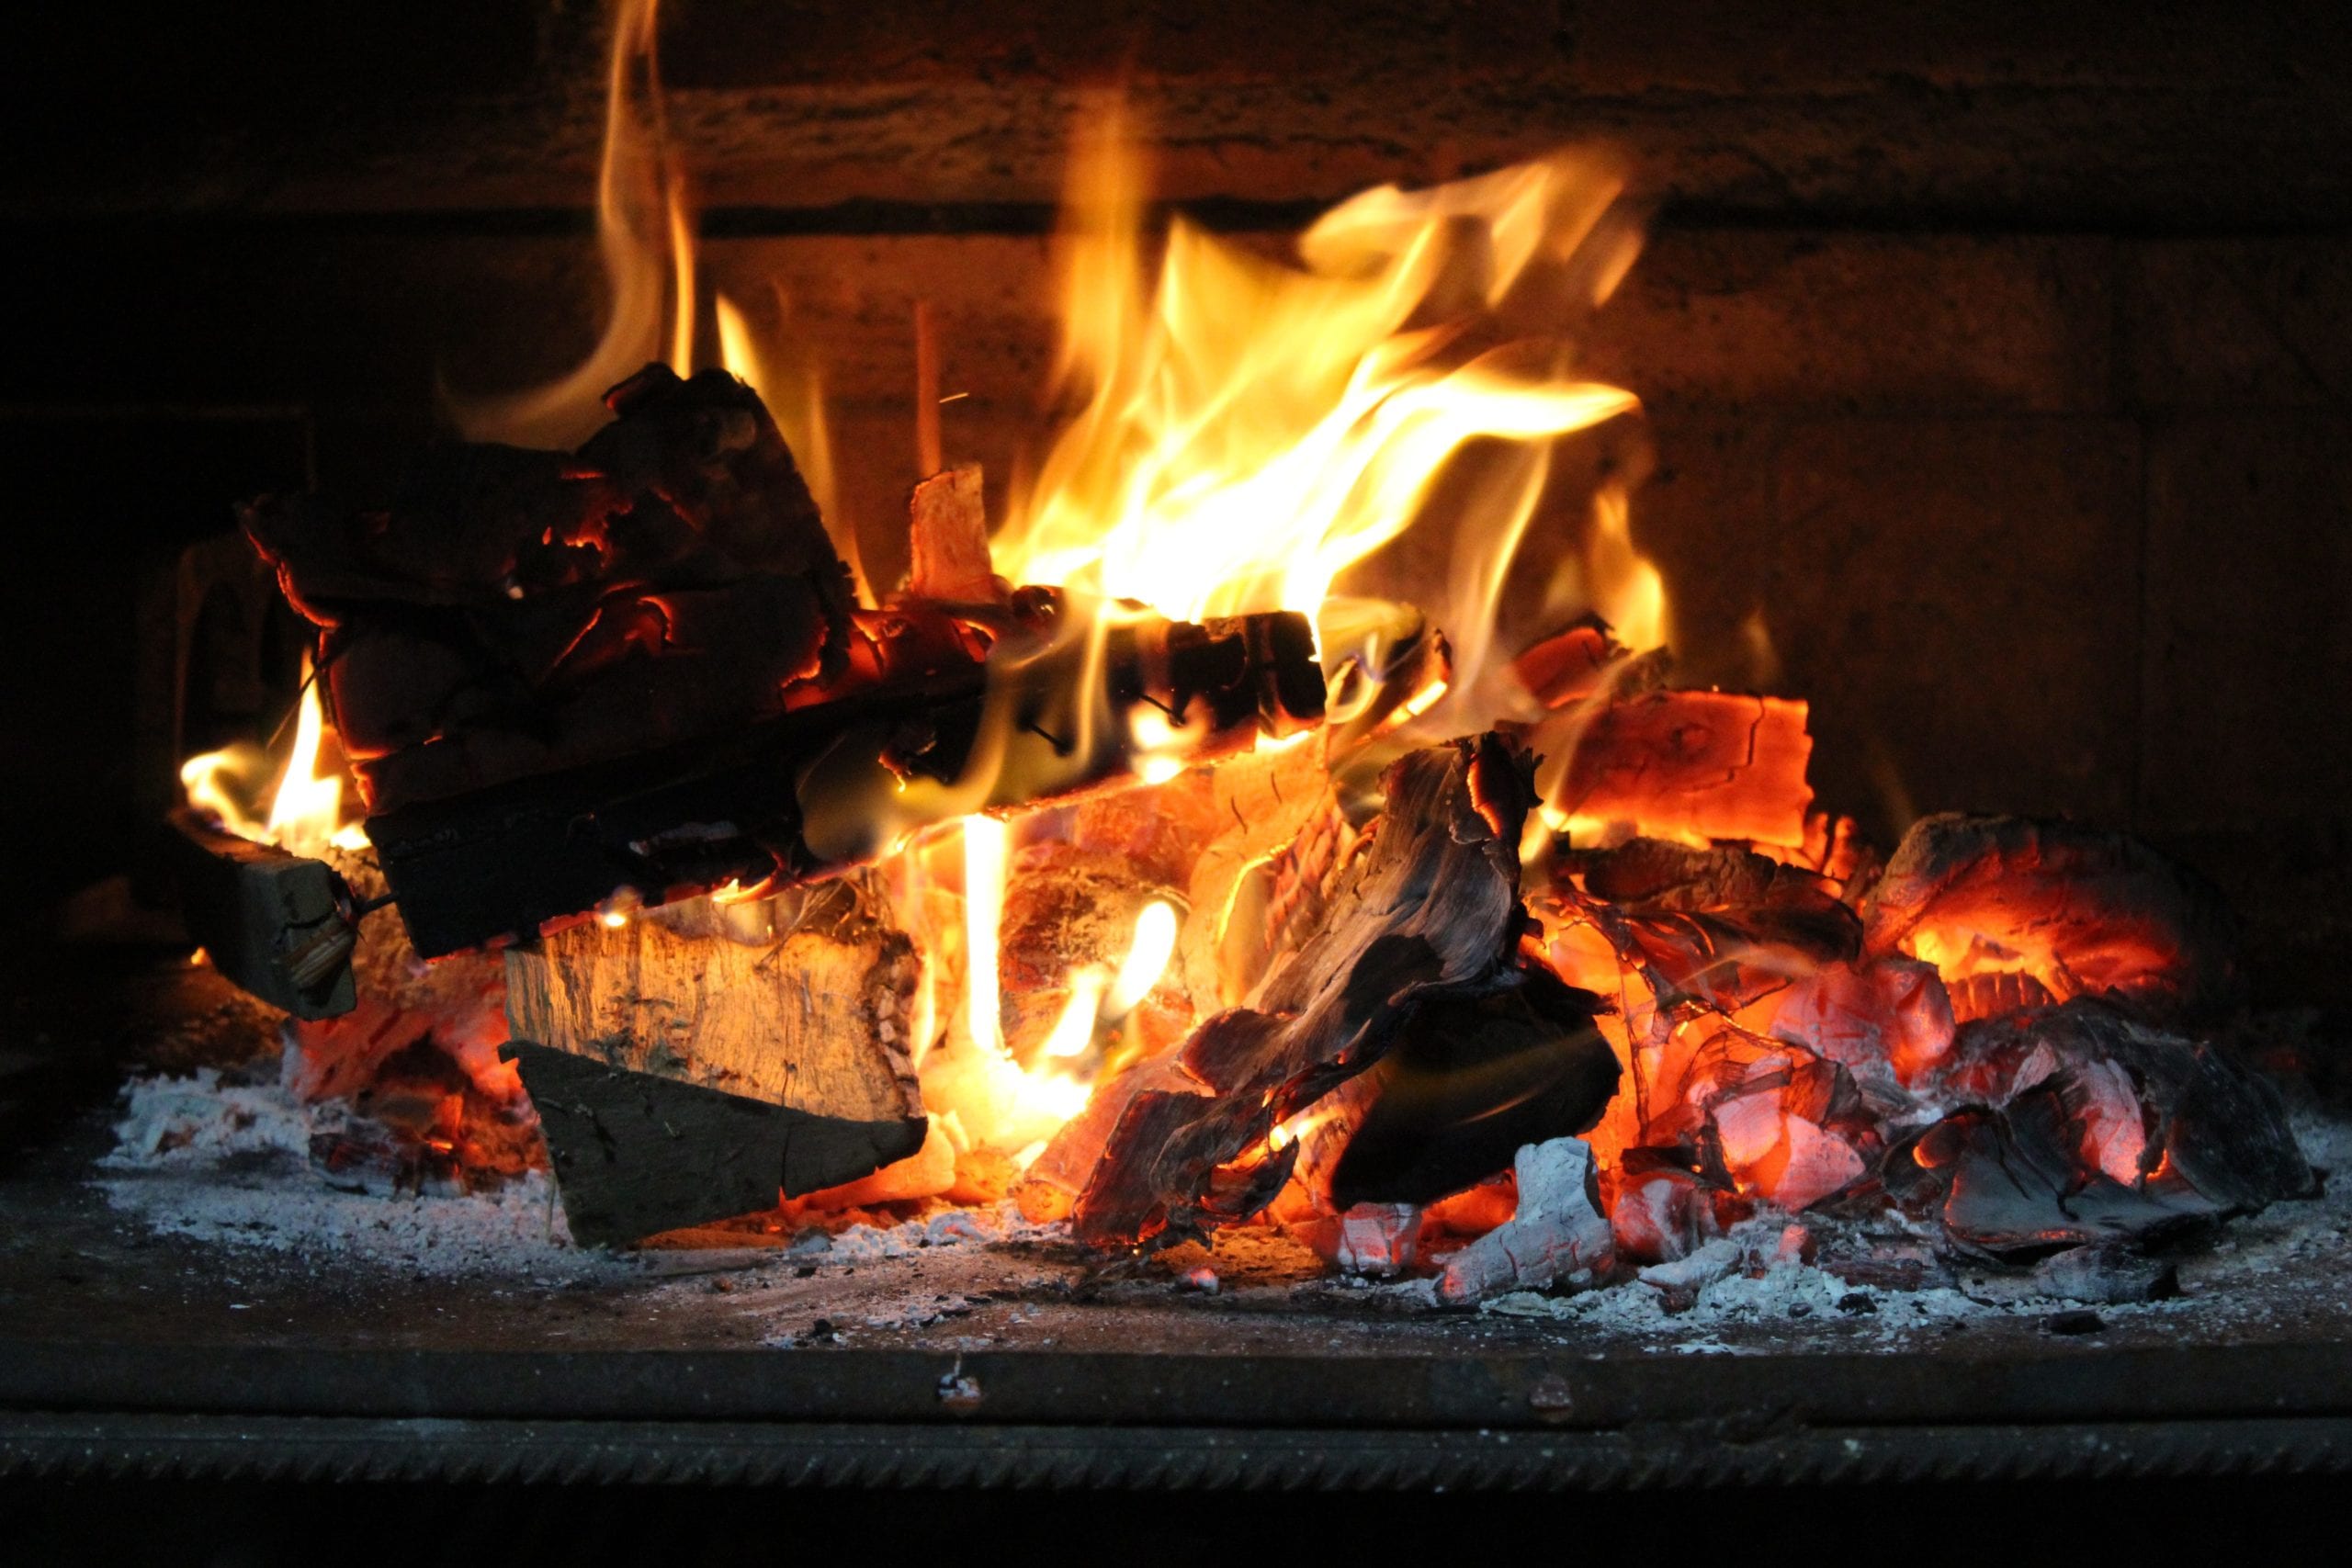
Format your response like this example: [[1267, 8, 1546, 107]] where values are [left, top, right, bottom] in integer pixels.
[[96, 1066, 599, 1280]]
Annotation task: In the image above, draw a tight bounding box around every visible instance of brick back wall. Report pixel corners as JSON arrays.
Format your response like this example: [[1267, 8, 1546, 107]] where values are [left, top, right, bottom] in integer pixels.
[[5, 3, 2348, 997]]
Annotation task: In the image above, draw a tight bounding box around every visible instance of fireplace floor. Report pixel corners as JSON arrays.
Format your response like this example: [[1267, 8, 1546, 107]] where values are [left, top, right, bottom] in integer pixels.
[[7, 1098, 2352, 1488], [6, 949, 2352, 1488]]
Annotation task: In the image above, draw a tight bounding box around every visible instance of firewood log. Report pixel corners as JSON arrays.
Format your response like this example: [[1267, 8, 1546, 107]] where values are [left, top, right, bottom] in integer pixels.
[[504, 875, 922, 1125], [1066, 733, 1535, 1249], [501, 874, 929, 1245], [1524, 688, 1814, 848], [165, 806, 357, 1020], [1860, 813, 2238, 1021]]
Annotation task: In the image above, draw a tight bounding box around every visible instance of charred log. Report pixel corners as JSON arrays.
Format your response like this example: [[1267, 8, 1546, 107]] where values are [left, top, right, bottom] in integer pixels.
[[165, 806, 358, 1019], [1860, 813, 2239, 1021], [1065, 733, 1534, 1250], [1329, 964, 1619, 1209]]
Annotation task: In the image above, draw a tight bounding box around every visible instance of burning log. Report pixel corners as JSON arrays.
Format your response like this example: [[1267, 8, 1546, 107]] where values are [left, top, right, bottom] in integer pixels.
[[1526, 689, 1815, 849], [245, 362, 1325, 959], [165, 806, 358, 1020], [363, 600, 1321, 958], [503, 874, 929, 1244], [1435, 1135, 1614, 1305], [1064, 733, 1535, 1249], [1860, 814, 2239, 1022]]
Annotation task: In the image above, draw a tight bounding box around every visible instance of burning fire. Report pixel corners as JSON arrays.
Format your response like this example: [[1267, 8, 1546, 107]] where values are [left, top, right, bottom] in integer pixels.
[[182, 23, 1680, 1193], [180, 676, 368, 860], [995, 107, 1644, 646]]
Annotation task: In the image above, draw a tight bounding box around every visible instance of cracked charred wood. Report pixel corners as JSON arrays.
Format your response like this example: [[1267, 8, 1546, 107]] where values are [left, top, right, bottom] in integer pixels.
[[246, 365, 859, 818], [1521, 688, 1815, 849], [1885, 998, 2311, 1259], [503, 874, 924, 1125], [1064, 732, 1534, 1250], [365, 598, 1324, 957], [1556, 838, 1863, 1013], [1861, 813, 2239, 1022], [165, 806, 358, 1019], [1329, 964, 1619, 1210], [501, 1041, 926, 1247]]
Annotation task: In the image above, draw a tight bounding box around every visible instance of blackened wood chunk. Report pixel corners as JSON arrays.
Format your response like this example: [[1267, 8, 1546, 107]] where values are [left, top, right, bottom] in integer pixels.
[[1861, 813, 2238, 1021], [1329, 964, 1619, 1209], [503, 1041, 925, 1247], [1564, 838, 1862, 1011], [166, 807, 357, 1019], [1069, 733, 1534, 1249], [1889, 999, 2311, 1259], [245, 365, 856, 814]]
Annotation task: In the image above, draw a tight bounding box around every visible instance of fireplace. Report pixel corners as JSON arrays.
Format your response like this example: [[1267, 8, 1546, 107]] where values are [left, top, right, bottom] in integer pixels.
[[6, 0, 2352, 1518]]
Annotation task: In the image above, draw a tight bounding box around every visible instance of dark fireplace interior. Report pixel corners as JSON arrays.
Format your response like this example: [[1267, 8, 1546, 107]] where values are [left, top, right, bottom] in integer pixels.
[[5, 0, 2352, 1529]]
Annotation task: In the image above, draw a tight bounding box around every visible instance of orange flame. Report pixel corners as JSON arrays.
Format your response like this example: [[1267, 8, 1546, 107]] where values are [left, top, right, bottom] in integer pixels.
[[181, 677, 367, 857], [448, 0, 693, 447], [996, 107, 1645, 660]]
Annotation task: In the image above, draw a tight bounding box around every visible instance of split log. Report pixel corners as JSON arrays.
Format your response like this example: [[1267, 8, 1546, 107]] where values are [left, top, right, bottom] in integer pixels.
[[1525, 689, 1814, 849], [1435, 1136, 1613, 1305], [503, 874, 930, 1244], [1860, 813, 2238, 1021], [366, 601, 1323, 957], [165, 806, 357, 1019], [504, 876, 923, 1124], [1066, 733, 1535, 1249]]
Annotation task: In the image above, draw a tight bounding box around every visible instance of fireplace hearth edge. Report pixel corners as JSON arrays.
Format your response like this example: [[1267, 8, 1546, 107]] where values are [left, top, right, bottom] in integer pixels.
[[5, 1343, 2352, 1490]]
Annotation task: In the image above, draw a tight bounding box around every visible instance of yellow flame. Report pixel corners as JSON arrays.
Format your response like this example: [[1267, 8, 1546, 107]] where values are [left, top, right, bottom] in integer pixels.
[[962, 816, 1009, 1055], [1038, 970, 1107, 1059], [449, 0, 693, 447], [1583, 481, 1668, 654], [994, 107, 1644, 649], [182, 677, 365, 858], [1105, 899, 1179, 1020], [264, 680, 345, 860]]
